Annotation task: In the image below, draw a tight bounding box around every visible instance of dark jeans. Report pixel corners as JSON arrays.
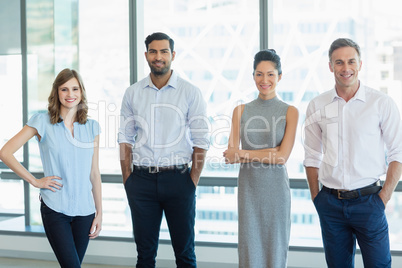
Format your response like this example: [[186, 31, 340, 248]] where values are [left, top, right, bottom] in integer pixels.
[[124, 168, 197, 268], [40, 201, 95, 268], [314, 189, 391, 268]]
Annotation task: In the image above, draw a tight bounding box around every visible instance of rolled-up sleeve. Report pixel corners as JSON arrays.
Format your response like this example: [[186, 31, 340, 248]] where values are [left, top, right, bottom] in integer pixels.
[[381, 97, 402, 164], [118, 89, 136, 146], [187, 89, 210, 150], [303, 100, 323, 168]]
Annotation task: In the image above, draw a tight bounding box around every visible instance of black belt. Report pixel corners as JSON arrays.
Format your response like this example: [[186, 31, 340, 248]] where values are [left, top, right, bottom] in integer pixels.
[[133, 164, 188, 174], [322, 181, 382, 199]]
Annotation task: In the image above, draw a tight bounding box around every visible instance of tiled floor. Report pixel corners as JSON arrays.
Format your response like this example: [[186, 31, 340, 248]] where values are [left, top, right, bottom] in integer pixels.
[[0, 257, 131, 268]]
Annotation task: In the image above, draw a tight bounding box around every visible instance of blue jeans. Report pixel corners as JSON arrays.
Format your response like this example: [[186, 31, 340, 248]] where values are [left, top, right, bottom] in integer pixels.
[[124, 168, 196, 268], [40, 201, 95, 268], [314, 188, 391, 268]]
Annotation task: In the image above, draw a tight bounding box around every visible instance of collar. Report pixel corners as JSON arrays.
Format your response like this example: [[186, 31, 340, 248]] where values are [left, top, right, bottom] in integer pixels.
[[144, 70, 178, 91], [330, 82, 366, 103], [353, 84, 366, 102]]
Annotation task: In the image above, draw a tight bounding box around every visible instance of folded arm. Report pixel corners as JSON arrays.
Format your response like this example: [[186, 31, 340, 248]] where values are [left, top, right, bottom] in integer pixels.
[[224, 106, 299, 165]]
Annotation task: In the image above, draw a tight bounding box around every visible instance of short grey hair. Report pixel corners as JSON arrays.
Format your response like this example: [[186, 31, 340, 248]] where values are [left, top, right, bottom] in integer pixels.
[[328, 38, 361, 61]]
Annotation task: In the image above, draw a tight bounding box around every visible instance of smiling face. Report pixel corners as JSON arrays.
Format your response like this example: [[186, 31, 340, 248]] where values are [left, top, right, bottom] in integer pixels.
[[145, 39, 175, 76], [253, 60, 282, 100], [58, 77, 82, 111], [329, 46, 362, 92]]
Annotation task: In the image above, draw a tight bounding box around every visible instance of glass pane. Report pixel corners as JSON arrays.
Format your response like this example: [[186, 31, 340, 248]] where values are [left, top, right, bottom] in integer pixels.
[[29, 186, 42, 226], [273, 0, 402, 249], [26, 0, 80, 224], [99, 184, 239, 243], [54, 0, 79, 71], [0, 56, 23, 163], [195, 186, 238, 243], [27, 0, 55, 114], [26, 0, 130, 225], [0, 180, 24, 214], [0, 0, 21, 54], [387, 191, 402, 250], [0, 0, 23, 164], [143, 0, 260, 178], [27, 0, 56, 172], [26, 0, 79, 171], [79, 0, 130, 174], [0, 179, 25, 231], [273, 0, 402, 179], [290, 189, 322, 247], [102, 183, 131, 235]]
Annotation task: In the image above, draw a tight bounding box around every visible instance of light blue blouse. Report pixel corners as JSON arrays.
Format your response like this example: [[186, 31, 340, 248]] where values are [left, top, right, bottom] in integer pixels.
[[27, 113, 100, 216]]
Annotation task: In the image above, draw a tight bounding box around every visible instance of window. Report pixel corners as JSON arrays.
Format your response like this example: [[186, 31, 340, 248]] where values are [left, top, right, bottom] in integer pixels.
[[23, 0, 130, 229], [278, 91, 294, 102], [0, 0, 24, 217], [0, 0, 23, 165], [381, 71, 389, 80], [273, 0, 402, 248], [143, 0, 260, 180], [142, 0, 259, 242], [78, 0, 130, 174], [1, 0, 402, 254]]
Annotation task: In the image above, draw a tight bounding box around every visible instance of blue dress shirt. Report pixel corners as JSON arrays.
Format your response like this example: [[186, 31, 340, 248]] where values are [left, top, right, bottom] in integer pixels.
[[27, 113, 100, 216], [118, 70, 210, 166]]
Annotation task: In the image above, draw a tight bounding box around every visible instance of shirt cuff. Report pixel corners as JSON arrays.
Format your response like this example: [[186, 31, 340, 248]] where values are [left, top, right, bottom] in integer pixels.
[[117, 132, 134, 146], [303, 159, 321, 168], [387, 155, 402, 165], [193, 143, 209, 151]]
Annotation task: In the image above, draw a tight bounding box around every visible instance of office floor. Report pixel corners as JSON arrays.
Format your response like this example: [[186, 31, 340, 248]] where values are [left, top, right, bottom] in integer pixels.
[[0, 257, 131, 268]]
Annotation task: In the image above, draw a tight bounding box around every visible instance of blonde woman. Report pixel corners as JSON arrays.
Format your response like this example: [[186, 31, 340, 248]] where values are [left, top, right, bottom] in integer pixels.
[[0, 68, 102, 267]]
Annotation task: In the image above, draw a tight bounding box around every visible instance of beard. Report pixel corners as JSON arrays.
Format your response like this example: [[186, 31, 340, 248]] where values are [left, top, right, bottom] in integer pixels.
[[149, 61, 171, 76]]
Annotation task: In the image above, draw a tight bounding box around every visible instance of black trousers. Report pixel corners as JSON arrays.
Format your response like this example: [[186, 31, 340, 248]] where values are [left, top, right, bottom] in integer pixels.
[[124, 167, 197, 268], [41, 201, 94, 268]]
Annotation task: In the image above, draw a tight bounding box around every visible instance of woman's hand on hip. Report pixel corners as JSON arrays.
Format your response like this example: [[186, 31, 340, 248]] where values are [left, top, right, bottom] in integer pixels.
[[34, 176, 63, 192]]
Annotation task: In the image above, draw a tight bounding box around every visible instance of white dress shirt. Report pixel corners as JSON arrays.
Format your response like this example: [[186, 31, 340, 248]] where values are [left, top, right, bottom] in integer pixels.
[[118, 71, 210, 167], [304, 84, 402, 190]]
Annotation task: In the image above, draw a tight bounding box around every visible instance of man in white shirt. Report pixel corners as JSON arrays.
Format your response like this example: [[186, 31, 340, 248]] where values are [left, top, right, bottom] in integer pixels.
[[118, 32, 209, 267], [304, 38, 402, 267]]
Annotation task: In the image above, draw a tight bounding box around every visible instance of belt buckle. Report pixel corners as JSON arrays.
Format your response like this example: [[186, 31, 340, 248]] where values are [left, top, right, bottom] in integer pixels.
[[149, 166, 159, 173], [337, 190, 348, 199]]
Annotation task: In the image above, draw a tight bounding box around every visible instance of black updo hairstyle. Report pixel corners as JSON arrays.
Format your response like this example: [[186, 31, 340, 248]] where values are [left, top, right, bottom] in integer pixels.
[[253, 49, 282, 75]]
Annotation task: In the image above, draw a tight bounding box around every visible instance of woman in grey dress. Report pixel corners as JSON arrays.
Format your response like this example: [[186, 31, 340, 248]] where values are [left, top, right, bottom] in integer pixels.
[[224, 49, 299, 268]]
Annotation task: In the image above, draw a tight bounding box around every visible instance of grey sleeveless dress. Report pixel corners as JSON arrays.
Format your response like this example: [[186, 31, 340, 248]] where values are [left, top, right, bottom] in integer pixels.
[[238, 96, 291, 268]]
